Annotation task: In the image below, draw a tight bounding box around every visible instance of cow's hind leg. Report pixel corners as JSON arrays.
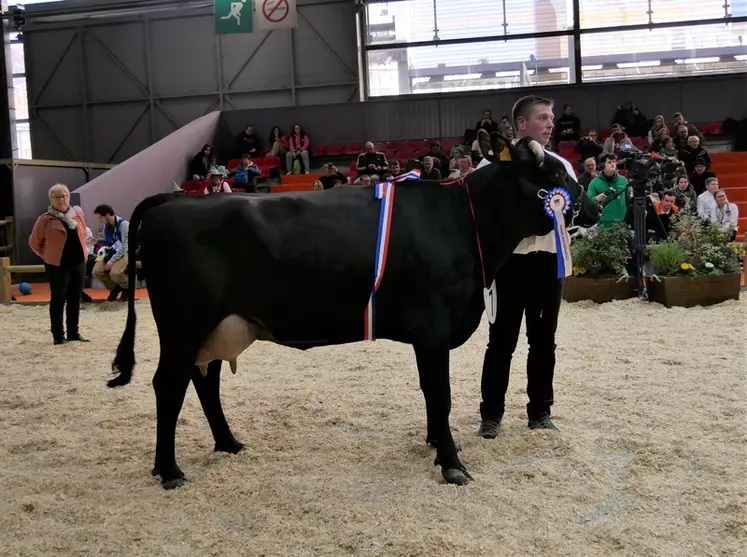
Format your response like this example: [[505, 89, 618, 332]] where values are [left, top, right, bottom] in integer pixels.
[[152, 361, 191, 489], [191, 360, 244, 454], [413, 342, 472, 486]]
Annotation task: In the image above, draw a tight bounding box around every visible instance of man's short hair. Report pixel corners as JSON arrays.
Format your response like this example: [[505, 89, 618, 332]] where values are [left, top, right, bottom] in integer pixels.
[[241, 153, 251, 159], [662, 189, 676, 199], [94, 204, 115, 217], [599, 153, 617, 164], [705, 177, 718, 187], [511, 95, 554, 128]]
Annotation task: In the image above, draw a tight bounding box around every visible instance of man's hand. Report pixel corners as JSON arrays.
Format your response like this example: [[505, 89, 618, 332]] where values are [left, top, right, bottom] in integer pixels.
[[105, 259, 115, 272], [596, 193, 607, 203]]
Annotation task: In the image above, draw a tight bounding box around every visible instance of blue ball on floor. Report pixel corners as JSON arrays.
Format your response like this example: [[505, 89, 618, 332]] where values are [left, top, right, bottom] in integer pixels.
[[19, 282, 32, 295]]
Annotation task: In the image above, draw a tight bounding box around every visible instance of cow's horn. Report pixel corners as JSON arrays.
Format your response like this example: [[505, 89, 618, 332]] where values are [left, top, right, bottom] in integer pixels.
[[528, 140, 544, 165]]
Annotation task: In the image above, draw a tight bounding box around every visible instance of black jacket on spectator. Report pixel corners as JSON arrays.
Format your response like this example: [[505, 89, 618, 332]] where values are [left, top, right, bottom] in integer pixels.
[[613, 106, 647, 137], [646, 206, 676, 242], [577, 171, 596, 191], [476, 119, 499, 135], [554, 115, 581, 142], [422, 151, 450, 171], [189, 151, 214, 178], [320, 172, 347, 190], [574, 138, 603, 165], [236, 132, 262, 157], [688, 170, 716, 196], [678, 147, 711, 174], [675, 185, 698, 213], [356, 152, 388, 176], [421, 168, 442, 181]]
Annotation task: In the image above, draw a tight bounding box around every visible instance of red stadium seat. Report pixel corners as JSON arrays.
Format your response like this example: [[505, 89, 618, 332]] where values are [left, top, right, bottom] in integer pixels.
[[227, 159, 242, 169], [263, 155, 281, 169], [326, 144, 344, 157], [232, 187, 246, 193], [631, 136, 646, 149], [225, 177, 236, 187], [705, 122, 723, 135], [344, 142, 363, 156], [386, 141, 403, 151], [181, 180, 204, 193], [311, 145, 327, 157], [373, 142, 387, 151]]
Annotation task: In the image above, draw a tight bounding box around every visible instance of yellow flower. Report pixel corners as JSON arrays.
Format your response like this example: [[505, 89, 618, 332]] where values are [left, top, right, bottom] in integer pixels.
[[680, 263, 694, 271], [573, 266, 587, 275]]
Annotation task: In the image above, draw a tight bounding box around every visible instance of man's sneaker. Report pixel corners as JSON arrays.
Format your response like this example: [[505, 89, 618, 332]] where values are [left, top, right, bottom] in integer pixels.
[[107, 286, 122, 301], [528, 415, 558, 430], [477, 418, 502, 439]]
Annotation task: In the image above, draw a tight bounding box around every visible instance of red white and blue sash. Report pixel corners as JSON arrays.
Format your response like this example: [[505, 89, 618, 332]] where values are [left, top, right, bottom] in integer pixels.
[[364, 182, 396, 341]]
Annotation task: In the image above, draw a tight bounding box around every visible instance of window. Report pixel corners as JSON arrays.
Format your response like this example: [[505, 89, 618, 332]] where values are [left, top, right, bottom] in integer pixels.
[[579, 0, 728, 29], [13, 77, 28, 120], [10, 43, 25, 74], [580, 21, 747, 82], [368, 35, 574, 97]]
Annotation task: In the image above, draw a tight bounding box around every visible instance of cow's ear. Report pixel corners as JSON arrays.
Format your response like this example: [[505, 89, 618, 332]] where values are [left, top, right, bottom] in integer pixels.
[[489, 132, 511, 162], [476, 128, 493, 160]]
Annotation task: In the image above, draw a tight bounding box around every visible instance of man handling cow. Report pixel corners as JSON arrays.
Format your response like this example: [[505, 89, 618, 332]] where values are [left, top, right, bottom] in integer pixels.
[[478, 95, 582, 437]]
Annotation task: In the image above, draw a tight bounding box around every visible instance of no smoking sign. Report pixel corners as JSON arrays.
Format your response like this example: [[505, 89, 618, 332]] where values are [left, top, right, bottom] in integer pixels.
[[262, 0, 289, 23]]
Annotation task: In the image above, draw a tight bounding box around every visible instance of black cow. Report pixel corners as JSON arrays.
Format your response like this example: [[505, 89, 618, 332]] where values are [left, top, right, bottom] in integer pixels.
[[108, 132, 599, 489]]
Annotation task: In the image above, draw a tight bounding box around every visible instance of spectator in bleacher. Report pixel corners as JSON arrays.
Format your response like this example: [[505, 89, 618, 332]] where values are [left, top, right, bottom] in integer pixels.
[[646, 190, 679, 242], [320, 163, 347, 189], [285, 124, 310, 175], [236, 125, 261, 158], [476, 109, 499, 135], [448, 155, 474, 179], [697, 177, 719, 220], [648, 115, 666, 147], [574, 129, 603, 170], [613, 101, 647, 137], [673, 124, 691, 151], [678, 136, 711, 174], [674, 175, 697, 213], [421, 156, 441, 180], [449, 146, 468, 172], [92, 204, 129, 302], [649, 128, 670, 154], [421, 141, 449, 172], [312, 180, 324, 191], [229, 155, 260, 192], [673, 113, 704, 144], [587, 154, 630, 227], [660, 136, 678, 158], [389, 160, 401, 177], [554, 104, 581, 144], [204, 167, 233, 195], [359, 175, 372, 187], [268, 126, 288, 157], [355, 142, 388, 183], [577, 157, 598, 191], [603, 124, 631, 167], [29, 185, 89, 344], [189, 143, 215, 181], [712, 189, 739, 241], [689, 158, 716, 196]]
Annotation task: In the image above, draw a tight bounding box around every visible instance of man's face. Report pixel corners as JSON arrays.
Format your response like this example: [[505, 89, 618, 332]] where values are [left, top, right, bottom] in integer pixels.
[[588, 130, 597, 140], [707, 180, 719, 193], [603, 159, 617, 176], [517, 104, 554, 146], [584, 159, 596, 174], [678, 126, 688, 137], [458, 156, 471, 173], [482, 111, 491, 120], [694, 164, 705, 175], [325, 164, 335, 175], [674, 115, 684, 126], [365, 142, 374, 154], [688, 137, 700, 149], [245, 126, 253, 135], [661, 195, 676, 211], [361, 175, 371, 186], [390, 162, 400, 174], [423, 157, 433, 171], [564, 105, 573, 115]]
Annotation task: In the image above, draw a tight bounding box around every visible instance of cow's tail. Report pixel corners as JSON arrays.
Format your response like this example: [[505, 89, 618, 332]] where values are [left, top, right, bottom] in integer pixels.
[[109, 193, 174, 388]]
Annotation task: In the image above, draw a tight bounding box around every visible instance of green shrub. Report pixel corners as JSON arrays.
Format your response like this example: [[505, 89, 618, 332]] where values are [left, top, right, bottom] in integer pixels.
[[571, 222, 630, 278]]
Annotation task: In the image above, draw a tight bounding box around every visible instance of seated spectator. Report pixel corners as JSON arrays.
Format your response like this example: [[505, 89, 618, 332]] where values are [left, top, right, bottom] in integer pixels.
[[697, 177, 719, 219], [647, 189, 679, 242], [205, 167, 232, 195], [421, 156, 441, 180], [688, 158, 716, 195], [312, 180, 324, 191], [659, 136, 678, 158], [574, 130, 603, 169], [673, 124, 691, 151], [577, 157, 598, 191], [476, 109, 499, 135], [358, 175, 372, 187], [389, 160, 401, 177], [612, 101, 647, 137], [92, 204, 129, 301], [648, 115, 666, 146], [587, 154, 630, 227], [421, 142, 449, 171], [355, 142, 388, 183], [236, 125, 261, 157], [649, 128, 670, 154], [189, 143, 215, 181], [448, 155, 474, 179], [286, 124, 310, 174], [449, 147, 468, 171], [320, 163, 348, 189], [673, 175, 697, 213], [229, 155, 260, 192], [678, 136, 710, 174], [554, 104, 581, 144], [603, 124, 628, 156], [673, 112, 704, 144], [712, 190, 739, 241], [268, 126, 288, 157]]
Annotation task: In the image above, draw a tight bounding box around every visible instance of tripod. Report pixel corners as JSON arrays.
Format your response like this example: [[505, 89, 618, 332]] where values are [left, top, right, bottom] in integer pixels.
[[630, 190, 649, 300]]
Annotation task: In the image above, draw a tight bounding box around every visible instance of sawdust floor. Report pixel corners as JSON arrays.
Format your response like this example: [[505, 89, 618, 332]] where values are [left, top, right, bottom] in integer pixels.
[[0, 298, 745, 556]]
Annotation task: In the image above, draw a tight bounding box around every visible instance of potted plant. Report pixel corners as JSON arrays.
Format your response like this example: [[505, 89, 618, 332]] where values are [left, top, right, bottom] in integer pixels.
[[647, 211, 744, 308], [564, 222, 635, 303]]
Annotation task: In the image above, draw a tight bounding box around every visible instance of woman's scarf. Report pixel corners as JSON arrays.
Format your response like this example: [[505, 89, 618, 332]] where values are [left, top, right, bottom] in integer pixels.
[[47, 206, 78, 230]]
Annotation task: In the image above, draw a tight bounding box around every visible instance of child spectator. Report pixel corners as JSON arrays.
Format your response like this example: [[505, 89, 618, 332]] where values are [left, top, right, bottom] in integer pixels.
[[205, 167, 232, 195], [230, 155, 261, 192]]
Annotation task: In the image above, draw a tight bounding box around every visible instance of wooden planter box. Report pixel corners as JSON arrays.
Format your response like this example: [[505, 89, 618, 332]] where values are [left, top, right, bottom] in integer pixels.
[[647, 273, 741, 308], [562, 276, 636, 304]]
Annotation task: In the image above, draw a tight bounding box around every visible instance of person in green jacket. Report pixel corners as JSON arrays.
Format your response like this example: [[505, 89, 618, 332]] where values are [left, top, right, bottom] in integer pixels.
[[587, 154, 630, 227]]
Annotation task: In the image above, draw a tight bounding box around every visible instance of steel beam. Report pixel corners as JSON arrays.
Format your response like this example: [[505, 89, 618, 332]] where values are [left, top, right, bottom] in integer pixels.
[[30, 108, 78, 161], [288, 29, 296, 105], [297, 10, 356, 78], [215, 34, 224, 110], [143, 19, 156, 144], [77, 27, 91, 161], [86, 29, 149, 95], [107, 103, 149, 162], [31, 30, 77, 105], [226, 32, 272, 89]]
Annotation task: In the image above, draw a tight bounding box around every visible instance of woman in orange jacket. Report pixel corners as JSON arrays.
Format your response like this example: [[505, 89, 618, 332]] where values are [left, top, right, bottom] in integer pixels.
[[29, 184, 90, 345]]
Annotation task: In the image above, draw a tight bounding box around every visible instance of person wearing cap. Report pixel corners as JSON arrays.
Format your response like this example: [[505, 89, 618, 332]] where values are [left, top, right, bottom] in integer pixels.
[[688, 157, 716, 196], [204, 167, 232, 195], [672, 113, 704, 145]]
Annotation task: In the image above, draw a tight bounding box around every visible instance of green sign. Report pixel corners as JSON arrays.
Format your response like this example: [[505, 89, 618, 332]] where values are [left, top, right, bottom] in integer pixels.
[[215, 0, 254, 34]]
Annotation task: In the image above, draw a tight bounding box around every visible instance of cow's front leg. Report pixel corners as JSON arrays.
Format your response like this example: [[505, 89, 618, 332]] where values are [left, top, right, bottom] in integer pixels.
[[191, 360, 244, 454], [152, 363, 191, 489], [413, 342, 472, 485]]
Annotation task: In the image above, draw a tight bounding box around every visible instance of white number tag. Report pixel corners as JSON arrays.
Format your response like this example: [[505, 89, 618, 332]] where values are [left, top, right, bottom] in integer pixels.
[[483, 280, 497, 324]]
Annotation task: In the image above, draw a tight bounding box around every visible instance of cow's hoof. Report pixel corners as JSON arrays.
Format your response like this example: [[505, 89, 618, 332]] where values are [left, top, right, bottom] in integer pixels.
[[442, 468, 472, 486], [151, 465, 185, 479], [213, 439, 245, 454], [162, 477, 188, 490]]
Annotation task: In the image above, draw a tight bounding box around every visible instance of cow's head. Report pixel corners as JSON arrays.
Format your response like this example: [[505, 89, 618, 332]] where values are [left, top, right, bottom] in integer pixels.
[[476, 129, 600, 237]]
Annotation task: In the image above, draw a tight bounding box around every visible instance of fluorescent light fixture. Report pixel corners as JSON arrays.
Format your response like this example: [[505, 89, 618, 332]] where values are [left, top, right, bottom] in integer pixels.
[[674, 57, 720, 64], [547, 67, 569, 73], [735, 55, 747, 61], [496, 70, 521, 77], [616, 61, 661, 68], [444, 73, 483, 80], [582, 64, 603, 71]]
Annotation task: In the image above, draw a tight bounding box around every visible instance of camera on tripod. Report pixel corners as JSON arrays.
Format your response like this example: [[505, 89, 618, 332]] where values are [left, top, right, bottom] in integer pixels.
[[618, 142, 679, 198]]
